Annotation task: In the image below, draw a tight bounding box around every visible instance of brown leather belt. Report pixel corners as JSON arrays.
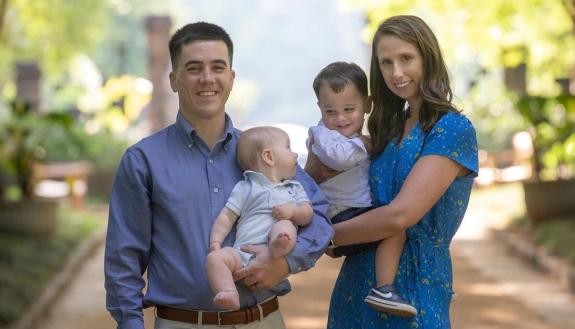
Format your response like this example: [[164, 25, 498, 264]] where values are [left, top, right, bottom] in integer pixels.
[[156, 296, 279, 325]]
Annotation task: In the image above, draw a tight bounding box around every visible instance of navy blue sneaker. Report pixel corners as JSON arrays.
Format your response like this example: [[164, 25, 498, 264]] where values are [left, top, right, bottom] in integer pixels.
[[364, 284, 417, 317]]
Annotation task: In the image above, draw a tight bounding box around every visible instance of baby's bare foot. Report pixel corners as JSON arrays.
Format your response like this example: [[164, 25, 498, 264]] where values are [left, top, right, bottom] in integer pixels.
[[213, 290, 240, 310], [270, 232, 292, 259]]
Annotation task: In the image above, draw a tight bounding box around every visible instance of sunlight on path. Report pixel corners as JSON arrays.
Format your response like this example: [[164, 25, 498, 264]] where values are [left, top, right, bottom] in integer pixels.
[[455, 183, 526, 241]]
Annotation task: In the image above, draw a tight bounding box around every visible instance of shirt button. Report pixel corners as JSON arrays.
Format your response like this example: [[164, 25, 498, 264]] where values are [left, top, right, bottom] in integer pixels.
[[208, 159, 214, 164], [213, 187, 219, 193], [187, 144, 192, 148]]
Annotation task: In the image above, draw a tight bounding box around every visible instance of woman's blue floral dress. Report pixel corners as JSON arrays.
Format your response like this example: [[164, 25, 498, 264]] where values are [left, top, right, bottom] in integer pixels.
[[327, 113, 478, 329]]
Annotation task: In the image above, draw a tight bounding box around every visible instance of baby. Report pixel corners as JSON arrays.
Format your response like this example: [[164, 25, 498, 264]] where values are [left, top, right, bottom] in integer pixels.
[[205, 126, 313, 310]]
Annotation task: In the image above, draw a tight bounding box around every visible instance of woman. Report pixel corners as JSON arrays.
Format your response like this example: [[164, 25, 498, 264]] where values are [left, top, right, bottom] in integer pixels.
[[309, 15, 478, 328]]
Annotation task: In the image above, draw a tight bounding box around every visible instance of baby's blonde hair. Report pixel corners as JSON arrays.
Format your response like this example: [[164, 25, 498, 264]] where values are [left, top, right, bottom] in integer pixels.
[[237, 126, 287, 171]]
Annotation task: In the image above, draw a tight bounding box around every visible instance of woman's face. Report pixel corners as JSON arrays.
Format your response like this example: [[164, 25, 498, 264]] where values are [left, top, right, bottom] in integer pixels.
[[376, 35, 423, 110]]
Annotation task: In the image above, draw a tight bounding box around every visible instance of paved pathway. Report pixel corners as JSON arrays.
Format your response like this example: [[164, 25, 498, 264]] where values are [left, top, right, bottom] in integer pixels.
[[37, 198, 575, 329]]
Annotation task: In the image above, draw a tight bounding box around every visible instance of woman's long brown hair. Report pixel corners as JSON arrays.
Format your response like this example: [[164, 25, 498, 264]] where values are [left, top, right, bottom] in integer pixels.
[[368, 15, 459, 156]]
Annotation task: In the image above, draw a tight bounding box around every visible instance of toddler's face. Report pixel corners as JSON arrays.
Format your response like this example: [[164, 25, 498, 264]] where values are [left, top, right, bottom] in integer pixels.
[[317, 83, 371, 137]]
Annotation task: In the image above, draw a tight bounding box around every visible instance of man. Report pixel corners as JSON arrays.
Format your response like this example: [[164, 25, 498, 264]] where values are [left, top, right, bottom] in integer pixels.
[[104, 21, 333, 329]]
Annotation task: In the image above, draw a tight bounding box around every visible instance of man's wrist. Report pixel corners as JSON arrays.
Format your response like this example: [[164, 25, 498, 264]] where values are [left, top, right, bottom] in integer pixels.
[[328, 239, 337, 249]]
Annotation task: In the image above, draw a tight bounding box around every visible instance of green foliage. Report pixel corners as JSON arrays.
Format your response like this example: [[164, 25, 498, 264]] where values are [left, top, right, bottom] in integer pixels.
[[464, 73, 528, 151], [0, 0, 110, 82], [0, 205, 105, 326], [534, 218, 575, 264], [516, 94, 575, 179], [472, 182, 575, 266], [0, 101, 73, 199]]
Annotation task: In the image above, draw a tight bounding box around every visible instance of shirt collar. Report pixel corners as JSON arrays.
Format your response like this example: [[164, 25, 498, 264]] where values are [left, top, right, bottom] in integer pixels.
[[176, 111, 235, 149], [243, 170, 293, 187]]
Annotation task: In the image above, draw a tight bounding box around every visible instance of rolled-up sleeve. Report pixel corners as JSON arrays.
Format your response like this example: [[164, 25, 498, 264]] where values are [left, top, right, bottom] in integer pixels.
[[285, 166, 333, 273], [310, 125, 368, 171]]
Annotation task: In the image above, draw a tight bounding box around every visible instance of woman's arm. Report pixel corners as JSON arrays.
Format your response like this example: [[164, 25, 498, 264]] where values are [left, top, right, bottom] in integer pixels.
[[332, 155, 464, 246]]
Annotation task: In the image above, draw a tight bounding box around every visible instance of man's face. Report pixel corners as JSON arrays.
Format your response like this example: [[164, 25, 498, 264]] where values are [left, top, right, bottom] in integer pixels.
[[169, 40, 235, 123]]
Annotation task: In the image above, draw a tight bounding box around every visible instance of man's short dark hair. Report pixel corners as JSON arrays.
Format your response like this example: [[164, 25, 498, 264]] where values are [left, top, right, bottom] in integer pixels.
[[169, 22, 234, 70], [312, 61, 368, 98]]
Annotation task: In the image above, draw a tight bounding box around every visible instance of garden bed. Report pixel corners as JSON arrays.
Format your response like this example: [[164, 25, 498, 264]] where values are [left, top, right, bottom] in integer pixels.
[[0, 204, 106, 327]]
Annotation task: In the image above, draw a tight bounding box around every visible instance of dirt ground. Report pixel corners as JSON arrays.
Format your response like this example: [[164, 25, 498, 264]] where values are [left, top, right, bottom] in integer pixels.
[[281, 239, 571, 329], [35, 194, 575, 329], [35, 234, 575, 329]]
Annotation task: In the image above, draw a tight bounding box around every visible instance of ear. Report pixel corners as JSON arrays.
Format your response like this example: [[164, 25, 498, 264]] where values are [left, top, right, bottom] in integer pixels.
[[365, 95, 373, 114], [169, 71, 177, 93], [230, 69, 236, 87], [261, 148, 275, 166]]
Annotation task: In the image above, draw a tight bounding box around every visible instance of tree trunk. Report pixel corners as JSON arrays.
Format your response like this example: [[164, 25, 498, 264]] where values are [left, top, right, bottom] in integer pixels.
[[0, 0, 7, 37], [564, 0, 575, 86]]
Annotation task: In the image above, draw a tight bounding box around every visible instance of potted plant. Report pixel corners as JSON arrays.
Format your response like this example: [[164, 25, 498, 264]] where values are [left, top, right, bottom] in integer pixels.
[[516, 93, 575, 222], [0, 101, 60, 237]]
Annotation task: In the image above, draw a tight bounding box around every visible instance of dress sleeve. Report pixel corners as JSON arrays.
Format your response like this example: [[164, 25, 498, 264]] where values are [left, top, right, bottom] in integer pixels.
[[421, 113, 479, 177]]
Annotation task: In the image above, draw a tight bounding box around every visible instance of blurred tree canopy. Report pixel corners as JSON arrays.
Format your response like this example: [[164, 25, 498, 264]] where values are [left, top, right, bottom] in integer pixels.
[[0, 0, 109, 82], [0, 0, 172, 101]]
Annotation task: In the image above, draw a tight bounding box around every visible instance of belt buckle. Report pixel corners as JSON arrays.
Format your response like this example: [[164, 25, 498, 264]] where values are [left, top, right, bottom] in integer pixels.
[[217, 310, 223, 325]]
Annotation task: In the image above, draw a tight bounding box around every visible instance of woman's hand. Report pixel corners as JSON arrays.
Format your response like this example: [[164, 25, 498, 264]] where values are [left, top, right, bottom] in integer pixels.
[[304, 149, 340, 184]]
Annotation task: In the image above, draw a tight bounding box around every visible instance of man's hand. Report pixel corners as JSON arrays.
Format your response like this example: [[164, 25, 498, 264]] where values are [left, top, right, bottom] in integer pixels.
[[233, 244, 289, 291], [272, 204, 295, 221]]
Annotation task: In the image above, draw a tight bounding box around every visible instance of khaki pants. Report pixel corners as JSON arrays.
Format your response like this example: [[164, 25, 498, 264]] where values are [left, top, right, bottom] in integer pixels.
[[154, 310, 285, 329]]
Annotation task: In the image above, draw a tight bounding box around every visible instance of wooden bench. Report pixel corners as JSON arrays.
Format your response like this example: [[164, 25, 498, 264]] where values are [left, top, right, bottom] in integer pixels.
[[33, 161, 93, 208]]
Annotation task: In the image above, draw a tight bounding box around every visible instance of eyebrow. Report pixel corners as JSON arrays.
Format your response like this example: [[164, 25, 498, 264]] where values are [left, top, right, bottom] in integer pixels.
[[183, 59, 229, 67]]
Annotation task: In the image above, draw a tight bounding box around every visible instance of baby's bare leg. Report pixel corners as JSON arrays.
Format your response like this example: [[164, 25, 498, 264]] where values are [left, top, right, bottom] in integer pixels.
[[375, 231, 406, 286], [268, 220, 297, 259], [205, 247, 243, 310]]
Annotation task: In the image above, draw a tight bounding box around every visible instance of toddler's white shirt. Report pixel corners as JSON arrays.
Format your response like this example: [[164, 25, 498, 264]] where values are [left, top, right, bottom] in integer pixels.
[[308, 123, 372, 218]]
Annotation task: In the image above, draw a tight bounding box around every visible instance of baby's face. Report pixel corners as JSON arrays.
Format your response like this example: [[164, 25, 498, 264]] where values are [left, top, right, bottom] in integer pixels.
[[318, 82, 370, 137], [271, 132, 299, 180]]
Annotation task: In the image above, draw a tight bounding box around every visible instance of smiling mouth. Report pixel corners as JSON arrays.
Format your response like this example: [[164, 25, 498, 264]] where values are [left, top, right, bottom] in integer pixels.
[[394, 81, 410, 88], [198, 91, 217, 96]]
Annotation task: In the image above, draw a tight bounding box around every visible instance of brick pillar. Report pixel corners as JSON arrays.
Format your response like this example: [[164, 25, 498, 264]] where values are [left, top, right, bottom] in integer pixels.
[[15, 61, 42, 112], [556, 77, 571, 95], [145, 15, 175, 133], [504, 63, 527, 96]]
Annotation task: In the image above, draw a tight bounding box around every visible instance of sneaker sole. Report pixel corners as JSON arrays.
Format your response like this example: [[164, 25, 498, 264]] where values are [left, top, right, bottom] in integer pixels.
[[364, 296, 417, 317]]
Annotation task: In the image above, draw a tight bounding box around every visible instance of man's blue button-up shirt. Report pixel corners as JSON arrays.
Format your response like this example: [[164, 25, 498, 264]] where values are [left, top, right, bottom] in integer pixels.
[[104, 113, 333, 329]]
